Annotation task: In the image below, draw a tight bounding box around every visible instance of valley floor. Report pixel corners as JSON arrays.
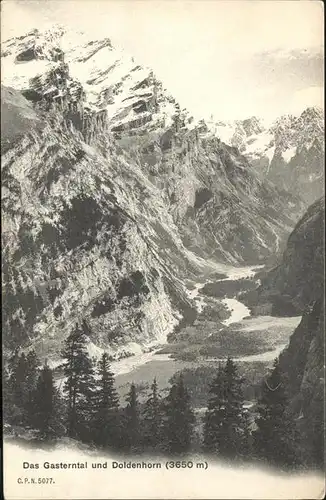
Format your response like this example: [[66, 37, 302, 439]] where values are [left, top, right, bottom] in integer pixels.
[[112, 265, 302, 403]]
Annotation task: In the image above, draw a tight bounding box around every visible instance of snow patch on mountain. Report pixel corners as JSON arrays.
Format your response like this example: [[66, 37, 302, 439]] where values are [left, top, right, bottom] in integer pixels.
[[210, 109, 324, 205], [281, 146, 297, 163], [245, 132, 274, 157]]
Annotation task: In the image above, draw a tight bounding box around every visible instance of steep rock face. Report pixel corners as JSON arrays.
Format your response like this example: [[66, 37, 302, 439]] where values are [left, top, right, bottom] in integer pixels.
[[1, 86, 44, 152], [1, 26, 303, 266], [245, 198, 325, 315], [1, 26, 307, 361], [279, 299, 323, 421], [2, 87, 201, 361], [213, 109, 324, 206], [278, 284, 324, 467], [111, 110, 300, 264], [243, 199, 324, 466]]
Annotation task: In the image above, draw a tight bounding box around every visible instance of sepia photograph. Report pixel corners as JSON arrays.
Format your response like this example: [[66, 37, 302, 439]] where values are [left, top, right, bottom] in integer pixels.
[[1, 0, 325, 498]]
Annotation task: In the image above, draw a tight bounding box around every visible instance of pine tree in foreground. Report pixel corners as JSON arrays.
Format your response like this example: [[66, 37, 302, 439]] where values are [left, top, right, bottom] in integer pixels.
[[6, 350, 40, 427], [92, 352, 120, 448], [203, 363, 226, 453], [142, 378, 164, 450], [60, 323, 96, 441], [25, 350, 42, 426], [253, 359, 300, 468], [32, 362, 55, 437], [32, 362, 65, 438], [123, 383, 141, 452], [203, 358, 247, 460], [3, 364, 13, 425], [164, 374, 195, 455]]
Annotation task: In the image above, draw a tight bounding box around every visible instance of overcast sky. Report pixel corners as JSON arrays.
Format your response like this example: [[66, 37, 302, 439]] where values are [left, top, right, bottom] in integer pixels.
[[1, 0, 324, 122]]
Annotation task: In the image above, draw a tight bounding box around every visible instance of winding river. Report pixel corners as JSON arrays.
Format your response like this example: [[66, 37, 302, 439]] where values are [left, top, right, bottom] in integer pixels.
[[112, 265, 301, 393], [221, 298, 251, 326]]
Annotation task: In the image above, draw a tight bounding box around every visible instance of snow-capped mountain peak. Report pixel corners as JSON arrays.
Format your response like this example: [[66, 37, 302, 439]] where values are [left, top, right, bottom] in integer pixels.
[[2, 25, 304, 361], [210, 107, 324, 205], [2, 25, 198, 138]]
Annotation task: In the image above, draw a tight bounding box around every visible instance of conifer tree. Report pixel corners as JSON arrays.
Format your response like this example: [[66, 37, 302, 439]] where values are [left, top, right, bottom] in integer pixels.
[[7, 350, 40, 427], [32, 362, 55, 436], [3, 364, 13, 425], [164, 374, 195, 455], [123, 383, 141, 452], [142, 378, 163, 450], [302, 383, 324, 467], [223, 357, 247, 457], [26, 350, 39, 384], [203, 358, 246, 460], [25, 350, 40, 424], [61, 323, 96, 441], [253, 359, 299, 468], [92, 352, 120, 448], [203, 363, 226, 453], [6, 351, 26, 425], [32, 361, 64, 439]]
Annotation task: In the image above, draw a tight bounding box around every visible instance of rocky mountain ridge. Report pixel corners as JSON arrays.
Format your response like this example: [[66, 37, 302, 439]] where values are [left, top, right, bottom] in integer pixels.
[[2, 85, 201, 362], [211, 108, 324, 206], [1, 26, 305, 360], [245, 198, 325, 466], [245, 197, 324, 316], [1, 26, 303, 262], [279, 297, 324, 466]]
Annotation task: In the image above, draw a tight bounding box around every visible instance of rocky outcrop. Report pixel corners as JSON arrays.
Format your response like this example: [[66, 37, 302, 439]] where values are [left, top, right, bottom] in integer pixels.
[[114, 111, 302, 264], [20, 54, 109, 145], [1, 86, 44, 153], [243, 198, 324, 466], [2, 87, 200, 362], [244, 198, 324, 315], [279, 298, 323, 404], [286, 299, 324, 466], [277, 284, 324, 467]]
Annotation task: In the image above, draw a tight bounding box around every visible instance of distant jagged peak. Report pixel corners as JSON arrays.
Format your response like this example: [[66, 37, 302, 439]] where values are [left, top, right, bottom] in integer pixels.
[[270, 113, 297, 131], [271, 106, 324, 130], [2, 24, 114, 64], [237, 116, 265, 136], [39, 23, 66, 42], [300, 105, 323, 118], [3, 24, 63, 53], [211, 106, 323, 140]]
